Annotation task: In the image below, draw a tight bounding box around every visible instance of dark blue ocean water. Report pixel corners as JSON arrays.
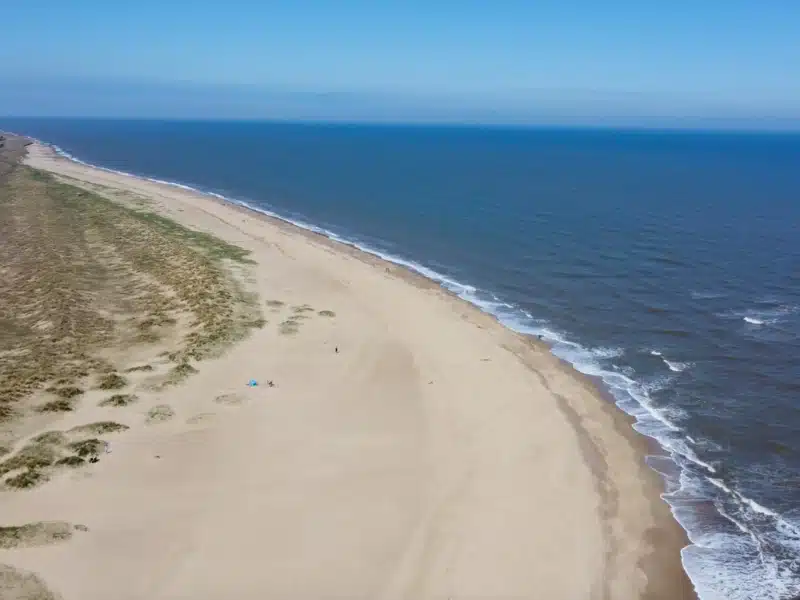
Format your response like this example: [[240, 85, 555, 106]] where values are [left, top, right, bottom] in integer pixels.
[[3, 119, 799, 600]]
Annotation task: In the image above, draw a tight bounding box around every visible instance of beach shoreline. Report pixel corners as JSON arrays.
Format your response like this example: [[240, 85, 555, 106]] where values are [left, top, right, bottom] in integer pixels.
[[1, 138, 695, 599]]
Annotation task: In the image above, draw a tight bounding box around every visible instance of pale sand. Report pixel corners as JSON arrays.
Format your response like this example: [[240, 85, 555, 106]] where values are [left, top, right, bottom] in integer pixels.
[[1, 142, 694, 599]]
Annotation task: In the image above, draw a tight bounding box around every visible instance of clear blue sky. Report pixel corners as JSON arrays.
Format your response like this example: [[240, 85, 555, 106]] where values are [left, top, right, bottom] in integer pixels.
[[2, 1, 799, 127]]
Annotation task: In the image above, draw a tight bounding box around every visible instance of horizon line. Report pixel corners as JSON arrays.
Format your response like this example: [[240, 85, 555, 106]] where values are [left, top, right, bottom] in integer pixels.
[[3, 115, 800, 135]]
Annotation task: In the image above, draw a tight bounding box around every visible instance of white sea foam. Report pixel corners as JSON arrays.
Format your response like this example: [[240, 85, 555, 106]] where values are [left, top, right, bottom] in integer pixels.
[[665, 359, 692, 372], [32, 135, 800, 600], [649, 349, 692, 373], [718, 304, 798, 327], [687, 477, 800, 600]]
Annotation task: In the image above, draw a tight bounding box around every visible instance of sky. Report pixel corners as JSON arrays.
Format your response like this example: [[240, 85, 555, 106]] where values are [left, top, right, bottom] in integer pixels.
[[1, 1, 799, 128]]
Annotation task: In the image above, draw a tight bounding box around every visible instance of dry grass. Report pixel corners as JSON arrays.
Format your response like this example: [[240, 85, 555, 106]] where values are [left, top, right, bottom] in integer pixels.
[[66, 438, 105, 458], [54, 455, 85, 468], [0, 440, 61, 476], [99, 393, 138, 407], [0, 564, 60, 600], [318, 310, 336, 317], [5, 469, 49, 489], [31, 431, 68, 445], [96, 372, 128, 390], [36, 400, 74, 413], [68, 421, 129, 435], [0, 419, 120, 488], [0, 521, 76, 549], [164, 361, 198, 386], [0, 159, 262, 423], [48, 386, 85, 399], [124, 364, 153, 373]]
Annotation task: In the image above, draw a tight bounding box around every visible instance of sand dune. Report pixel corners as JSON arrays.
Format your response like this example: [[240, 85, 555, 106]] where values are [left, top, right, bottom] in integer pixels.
[[0, 141, 694, 599]]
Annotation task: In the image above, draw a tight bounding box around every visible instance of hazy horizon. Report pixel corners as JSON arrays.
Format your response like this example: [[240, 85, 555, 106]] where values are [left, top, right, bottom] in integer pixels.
[[2, 2, 799, 130]]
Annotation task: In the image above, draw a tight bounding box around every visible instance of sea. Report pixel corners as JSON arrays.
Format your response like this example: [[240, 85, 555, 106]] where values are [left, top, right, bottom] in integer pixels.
[[2, 118, 798, 600]]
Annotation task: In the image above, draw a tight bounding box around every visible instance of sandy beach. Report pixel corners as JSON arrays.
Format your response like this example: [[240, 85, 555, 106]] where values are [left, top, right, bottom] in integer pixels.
[[0, 140, 694, 599]]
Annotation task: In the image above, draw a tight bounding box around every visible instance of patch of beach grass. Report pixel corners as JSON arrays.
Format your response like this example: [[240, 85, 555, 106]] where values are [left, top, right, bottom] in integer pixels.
[[265, 299, 285, 308], [146, 404, 175, 424], [54, 456, 85, 468], [124, 364, 154, 373], [96, 373, 127, 390], [66, 439, 105, 458], [292, 304, 315, 314], [0, 430, 102, 487], [0, 440, 61, 476], [0, 564, 60, 600], [164, 361, 198, 386], [318, 310, 336, 317], [0, 521, 77, 549], [68, 421, 129, 436], [132, 209, 255, 264], [0, 161, 262, 424], [5, 469, 48, 489], [49, 386, 85, 399], [31, 431, 68, 446], [36, 399, 74, 413], [99, 393, 138, 407]]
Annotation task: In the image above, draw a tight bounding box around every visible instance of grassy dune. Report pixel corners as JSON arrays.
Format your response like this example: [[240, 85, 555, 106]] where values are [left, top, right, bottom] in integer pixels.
[[0, 161, 262, 423], [0, 141, 264, 504], [0, 139, 269, 599]]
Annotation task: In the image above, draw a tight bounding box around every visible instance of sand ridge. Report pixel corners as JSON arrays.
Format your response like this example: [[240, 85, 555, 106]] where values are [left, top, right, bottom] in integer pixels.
[[0, 141, 694, 599]]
